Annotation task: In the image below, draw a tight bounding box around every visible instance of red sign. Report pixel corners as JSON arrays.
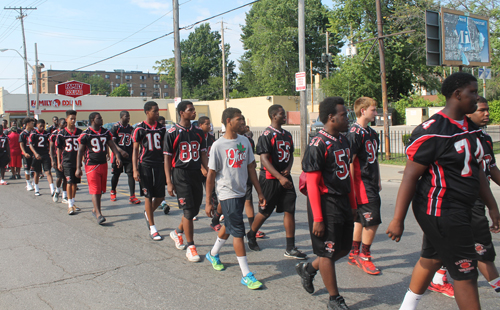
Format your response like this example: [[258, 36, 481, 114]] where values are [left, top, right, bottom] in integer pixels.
[[56, 80, 91, 98], [295, 72, 306, 92]]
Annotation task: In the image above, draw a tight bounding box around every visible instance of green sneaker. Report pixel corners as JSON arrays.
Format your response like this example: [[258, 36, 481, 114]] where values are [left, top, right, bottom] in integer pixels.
[[205, 252, 225, 271], [241, 272, 263, 290]]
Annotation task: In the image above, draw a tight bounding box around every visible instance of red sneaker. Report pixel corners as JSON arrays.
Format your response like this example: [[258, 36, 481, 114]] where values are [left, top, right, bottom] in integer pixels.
[[110, 191, 117, 201], [356, 253, 381, 275], [129, 196, 141, 204], [428, 275, 455, 298], [348, 252, 359, 266], [255, 231, 266, 238]]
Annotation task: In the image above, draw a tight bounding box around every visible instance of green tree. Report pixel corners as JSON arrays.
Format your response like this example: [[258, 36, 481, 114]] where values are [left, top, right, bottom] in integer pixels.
[[236, 0, 339, 97], [71, 72, 111, 95], [109, 84, 130, 97], [153, 23, 236, 100]]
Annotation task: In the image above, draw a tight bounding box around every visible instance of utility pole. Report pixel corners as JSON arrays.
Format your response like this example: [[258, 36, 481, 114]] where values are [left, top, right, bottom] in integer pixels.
[[375, 0, 390, 159], [35, 43, 40, 117], [221, 19, 227, 109], [298, 0, 307, 159], [310, 60, 314, 112], [5, 6, 36, 116], [173, 0, 182, 122], [326, 31, 329, 78]]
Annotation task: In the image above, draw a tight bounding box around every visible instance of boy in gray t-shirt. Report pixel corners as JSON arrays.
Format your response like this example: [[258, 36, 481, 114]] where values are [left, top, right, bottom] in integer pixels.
[[205, 108, 266, 290]]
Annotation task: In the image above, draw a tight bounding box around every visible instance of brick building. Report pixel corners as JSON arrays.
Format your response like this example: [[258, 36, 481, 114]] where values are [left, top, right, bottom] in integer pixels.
[[34, 69, 174, 99]]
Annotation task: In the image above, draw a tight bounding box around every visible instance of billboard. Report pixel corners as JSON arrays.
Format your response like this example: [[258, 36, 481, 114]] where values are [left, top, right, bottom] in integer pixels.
[[441, 8, 490, 67]]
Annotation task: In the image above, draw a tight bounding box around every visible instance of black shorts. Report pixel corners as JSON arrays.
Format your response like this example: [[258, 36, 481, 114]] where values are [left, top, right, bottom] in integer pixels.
[[471, 200, 496, 262], [0, 155, 9, 168], [23, 155, 33, 172], [245, 179, 253, 201], [63, 166, 81, 184], [112, 160, 133, 176], [139, 163, 165, 199], [259, 174, 296, 215], [354, 195, 382, 227], [413, 200, 478, 281], [220, 197, 246, 238], [172, 168, 203, 211], [32, 154, 51, 173], [307, 194, 353, 258]]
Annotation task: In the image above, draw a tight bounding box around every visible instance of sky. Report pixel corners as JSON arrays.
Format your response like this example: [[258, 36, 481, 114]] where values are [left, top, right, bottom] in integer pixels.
[[0, 0, 334, 94]]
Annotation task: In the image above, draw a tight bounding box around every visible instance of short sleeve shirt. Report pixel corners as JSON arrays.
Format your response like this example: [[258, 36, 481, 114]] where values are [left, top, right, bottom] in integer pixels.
[[110, 122, 134, 162], [29, 129, 50, 156], [208, 135, 255, 200], [478, 130, 496, 180], [132, 121, 166, 165], [0, 134, 9, 156], [19, 130, 33, 155], [256, 126, 294, 179], [56, 127, 83, 168], [406, 112, 483, 216], [163, 123, 207, 170], [78, 127, 112, 165]]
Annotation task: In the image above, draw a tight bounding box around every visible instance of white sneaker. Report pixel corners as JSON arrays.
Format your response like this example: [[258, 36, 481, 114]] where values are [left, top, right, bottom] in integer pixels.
[[52, 191, 60, 203], [61, 197, 68, 203], [35, 191, 41, 196], [27, 183, 34, 191], [170, 230, 186, 250], [186, 245, 200, 262]]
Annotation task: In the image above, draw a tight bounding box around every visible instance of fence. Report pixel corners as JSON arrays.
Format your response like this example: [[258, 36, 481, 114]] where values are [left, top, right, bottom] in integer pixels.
[[215, 129, 303, 151]]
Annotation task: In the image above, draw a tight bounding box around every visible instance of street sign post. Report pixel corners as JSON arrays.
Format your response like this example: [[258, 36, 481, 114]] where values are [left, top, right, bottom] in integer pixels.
[[56, 80, 91, 111], [478, 68, 491, 79], [295, 72, 306, 92]]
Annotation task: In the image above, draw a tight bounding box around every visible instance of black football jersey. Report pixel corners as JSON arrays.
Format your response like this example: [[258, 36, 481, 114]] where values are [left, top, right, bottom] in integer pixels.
[[49, 129, 60, 158], [56, 127, 83, 168], [133, 121, 166, 165], [19, 130, 33, 155], [256, 126, 294, 179], [0, 134, 9, 156], [78, 127, 112, 165], [110, 122, 134, 162], [347, 123, 380, 203], [478, 130, 495, 180], [406, 112, 483, 216], [303, 130, 352, 196], [163, 123, 206, 169], [205, 132, 216, 158], [29, 129, 50, 155], [47, 124, 58, 134], [247, 136, 255, 153]]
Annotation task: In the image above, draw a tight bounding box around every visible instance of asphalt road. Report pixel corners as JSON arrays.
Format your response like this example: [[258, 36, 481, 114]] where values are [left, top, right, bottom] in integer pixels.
[[0, 166, 499, 310]]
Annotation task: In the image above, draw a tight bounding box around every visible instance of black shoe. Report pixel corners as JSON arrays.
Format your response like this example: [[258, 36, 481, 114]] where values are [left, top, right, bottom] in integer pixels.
[[246, 232, 260, 251], [98, 215, 106, 225], [295, 262, 316, 294], [16, 174, 21, 179], [327, 296, 350, 310], [285, 247, 307, 260], [9, 175, 16, 180]]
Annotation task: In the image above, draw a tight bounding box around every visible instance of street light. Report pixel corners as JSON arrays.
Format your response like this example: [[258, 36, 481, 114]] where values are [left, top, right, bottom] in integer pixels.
[[0, 48, 31, 116]]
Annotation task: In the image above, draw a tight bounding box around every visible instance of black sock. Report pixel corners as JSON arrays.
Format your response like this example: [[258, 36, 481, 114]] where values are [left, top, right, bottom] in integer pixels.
[[248, 216, 254, 227], [329, 295, 340, 301], [306, 263, 317, 274], [177, 228, 184, 234], [286, 237, 295, 251], [212, 212, 220, 225], [128, 175, 135, 196], [247, 229, 256, 238], [187, 241, 194, 247], [111, 173, 120, 192]]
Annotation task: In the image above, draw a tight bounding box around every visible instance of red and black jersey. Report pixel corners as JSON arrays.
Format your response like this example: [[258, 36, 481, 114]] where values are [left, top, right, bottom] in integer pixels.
[[78, 127, 112, 165], [29, 129, 50, 156], [56, 127, 83, 168], [19, 130, 33, 155], [406, 111, 483, 216], [256, 126, 294, 179], [0, 134, 9, 156], [346, 123, 380, 204], [110, 122, 133, 162], [163, 123, 206, 169], [133, 121, 166, 165], [478, 130, 495, 180], [205, 132, 216, 158], [49, 129, 60, 158], [247, 136, 255, 153], [303, 130, 352, 196], [47, 124, 58, 134]]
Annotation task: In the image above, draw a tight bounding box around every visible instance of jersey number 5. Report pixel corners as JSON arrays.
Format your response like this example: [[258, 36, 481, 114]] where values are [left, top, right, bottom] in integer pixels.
[[277, 140, 291, 162], [65, 138, 79, 152], [334, 149, 349, 180]]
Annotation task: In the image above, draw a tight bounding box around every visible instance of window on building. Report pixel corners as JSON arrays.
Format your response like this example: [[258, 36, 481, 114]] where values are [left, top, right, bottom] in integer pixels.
[[115, 75, 120, 79], [127, 83, 132, 87], [125, 75, 132, 79], [153, 84, 159, 88], [140, 83, 147, 88], [130, 90, 134, 95], [163, 93, 168, 98], [163, 84, 169, 88], [115, 83, 120, 87], [153, 92, 159, 97], [105, 75, 110, 79], [140, 92, 147, 96], [140, 76, 146, 80], [153, 76, 160, 81]]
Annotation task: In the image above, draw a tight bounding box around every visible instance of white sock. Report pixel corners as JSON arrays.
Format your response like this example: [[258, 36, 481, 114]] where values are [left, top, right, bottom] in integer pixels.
[[150, 225, 157, 234], [34, 184, 39, 192], [26, 180, 30, 186], [68, 198, 74, 208], [489, 276, 500, 296], [56, 187, 61, 193], [432, 268, 446, 285], [399, 288, 423, 310], [210, 237, 227, 256], [49, 183, 55, 193], [62, 191, 67, 198], [237, 256, 251, 277]]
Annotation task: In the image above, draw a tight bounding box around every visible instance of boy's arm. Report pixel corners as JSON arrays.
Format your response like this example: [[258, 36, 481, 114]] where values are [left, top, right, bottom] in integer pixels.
[[205, 169, 217, 217], [164, 154, 175, 196], [260, 153, 292, 189], [75, 143, 86, 178], [248, 160, 266, 209], [56, 147, 63, 171], [132, 142, 140, 182], [478, 169, 500, 233], [386, 160, 428, 242]]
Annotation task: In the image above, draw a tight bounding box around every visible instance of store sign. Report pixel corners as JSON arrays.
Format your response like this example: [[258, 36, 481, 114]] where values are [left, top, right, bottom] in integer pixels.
[[31, 99, 82, 108], [56, 80, 91, 98]]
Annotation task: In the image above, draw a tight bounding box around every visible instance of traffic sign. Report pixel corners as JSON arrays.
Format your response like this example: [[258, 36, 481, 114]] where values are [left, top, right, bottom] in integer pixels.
[[295, 72, 306, 92], [174, 97, 182, 107], [478, 68, 492, 79], [56, 80, 91, 98]]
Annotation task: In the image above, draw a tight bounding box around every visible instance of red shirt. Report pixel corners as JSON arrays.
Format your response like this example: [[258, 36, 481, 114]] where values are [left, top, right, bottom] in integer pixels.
[[8, 131, 21, 156]]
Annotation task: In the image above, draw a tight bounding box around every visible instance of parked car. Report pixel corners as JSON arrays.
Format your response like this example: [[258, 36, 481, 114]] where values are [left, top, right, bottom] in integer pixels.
[[102, 122, 115, 130], [76, 121, 87, 130], [309, 109, 356, 140]]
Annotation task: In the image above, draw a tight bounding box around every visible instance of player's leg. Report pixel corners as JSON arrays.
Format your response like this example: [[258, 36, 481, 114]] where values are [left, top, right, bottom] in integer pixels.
[[110, 161, 121, 201], [210, 203, 223, 231], [280, 184, 306, 259], [246, 177, 276, 251], [207, 209, 230, 271], [126, 163, 140, 204], [44, 158, 54, 194], [23, 157, 33, 190], [32, 159, 41, 195]]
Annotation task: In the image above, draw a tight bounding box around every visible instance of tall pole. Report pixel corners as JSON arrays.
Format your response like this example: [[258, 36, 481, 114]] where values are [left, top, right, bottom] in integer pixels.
[[310, 60, 314, 112], [173, 0, 181, 121], [298, 0, 307, 159], [483, 66, 486, 98], [325, 31, 329, 78], [376, 0, 390, 159], [221, 19, 227, 109], [35, 43, 40, 117]]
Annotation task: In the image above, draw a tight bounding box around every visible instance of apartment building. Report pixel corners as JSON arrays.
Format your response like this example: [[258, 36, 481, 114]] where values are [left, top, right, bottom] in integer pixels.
[[34, 69, 174, 99]]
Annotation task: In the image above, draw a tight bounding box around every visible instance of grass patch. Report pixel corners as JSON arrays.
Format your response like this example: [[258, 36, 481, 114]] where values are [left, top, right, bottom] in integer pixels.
[[379, 152, 407, 166]]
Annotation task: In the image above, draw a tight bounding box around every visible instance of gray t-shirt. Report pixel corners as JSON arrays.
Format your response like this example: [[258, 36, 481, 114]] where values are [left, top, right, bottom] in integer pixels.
[[208, 134, 255, 200]]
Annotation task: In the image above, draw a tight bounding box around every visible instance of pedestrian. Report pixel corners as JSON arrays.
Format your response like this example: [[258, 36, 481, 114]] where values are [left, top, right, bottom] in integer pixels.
[[0, 124, 11, 185], [29, 119, 55, 196], [386, 72, 500, 310], [49, 118, 67, 203], [19, 117, 35, 191], [164, 100, 208, 262], [7, 124, 22, 179], [47, 116, 59, 133], [204, 107, 266, 289]]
